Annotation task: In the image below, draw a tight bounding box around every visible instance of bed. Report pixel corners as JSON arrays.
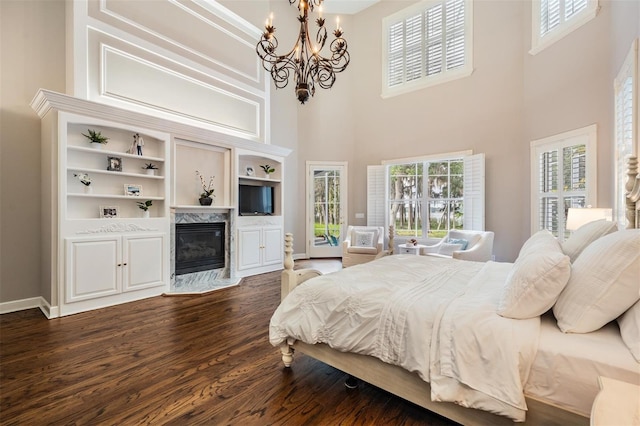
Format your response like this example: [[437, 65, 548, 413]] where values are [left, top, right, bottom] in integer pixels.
[[270, 156, 640, 425]]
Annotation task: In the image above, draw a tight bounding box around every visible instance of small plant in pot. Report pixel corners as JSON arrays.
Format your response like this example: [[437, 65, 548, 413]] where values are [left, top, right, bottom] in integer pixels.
[[137, 200, 153, 218], [82, 129, 109, 148], [196, 170, 215, 206], [260, 164, 275, 178], [142, 163, 158, 176]]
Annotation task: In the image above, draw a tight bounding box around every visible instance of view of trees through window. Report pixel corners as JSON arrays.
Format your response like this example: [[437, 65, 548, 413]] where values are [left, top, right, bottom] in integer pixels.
[[388, 159, 463, 238], [313, 170, 341, 243]]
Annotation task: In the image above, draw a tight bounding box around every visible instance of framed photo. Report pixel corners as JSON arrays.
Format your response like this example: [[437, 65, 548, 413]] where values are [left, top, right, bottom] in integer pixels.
[[246, 166, 255, 176], [99, 205, 119, 218], [124, 184, 142, 197], [107, 156, 122, 172]]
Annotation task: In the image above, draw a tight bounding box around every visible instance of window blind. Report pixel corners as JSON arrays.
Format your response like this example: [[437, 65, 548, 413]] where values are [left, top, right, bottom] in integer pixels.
[[386, 0, 468, 90], [614, 39, 638, 227]]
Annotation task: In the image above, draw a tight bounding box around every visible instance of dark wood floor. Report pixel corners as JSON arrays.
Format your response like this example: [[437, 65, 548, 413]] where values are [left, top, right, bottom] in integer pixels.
[[0, 262, 457, 425]]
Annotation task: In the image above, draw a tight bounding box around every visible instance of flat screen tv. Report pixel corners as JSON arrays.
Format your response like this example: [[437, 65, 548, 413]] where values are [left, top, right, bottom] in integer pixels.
[[239, 184, 274, 216]]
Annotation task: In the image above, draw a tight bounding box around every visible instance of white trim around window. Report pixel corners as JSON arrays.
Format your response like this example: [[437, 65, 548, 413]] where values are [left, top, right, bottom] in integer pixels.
[[530, 0, 599, 55], [381, 0, 474, 99], [530, 124, 598, 238]]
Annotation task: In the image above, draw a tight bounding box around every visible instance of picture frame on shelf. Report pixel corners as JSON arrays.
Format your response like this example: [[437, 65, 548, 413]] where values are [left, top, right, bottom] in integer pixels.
[[107, 156, 122, 172], [124, 184, 142, 197], [99, 205, 119, 218], [246, 166, 254, 176]]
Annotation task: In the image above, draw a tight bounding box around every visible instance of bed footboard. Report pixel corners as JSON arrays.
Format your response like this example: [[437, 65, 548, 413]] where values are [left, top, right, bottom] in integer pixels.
[[281, 233, 323, 301]]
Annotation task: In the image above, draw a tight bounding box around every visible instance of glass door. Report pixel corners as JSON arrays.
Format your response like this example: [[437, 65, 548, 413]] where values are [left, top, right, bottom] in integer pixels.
[[307, 162, 347, 258]]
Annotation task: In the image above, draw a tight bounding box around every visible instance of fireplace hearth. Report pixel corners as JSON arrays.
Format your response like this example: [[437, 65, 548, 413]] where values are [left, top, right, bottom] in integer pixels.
[[175, 223, 225, 275]]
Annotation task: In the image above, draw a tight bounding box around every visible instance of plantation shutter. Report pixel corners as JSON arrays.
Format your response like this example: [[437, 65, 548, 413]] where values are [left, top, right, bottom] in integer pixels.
[[386, 0, 467, 88], [462, 153, 485, 231], [444, 0, 465, 70], [540, 0, 589, 38], [614, 39, 638, 227], [367, 165, 386, 227]]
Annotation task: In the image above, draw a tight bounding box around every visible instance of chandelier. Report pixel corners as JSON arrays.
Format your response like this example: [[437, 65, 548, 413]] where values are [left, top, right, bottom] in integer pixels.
[[256, 0, 350, 104]]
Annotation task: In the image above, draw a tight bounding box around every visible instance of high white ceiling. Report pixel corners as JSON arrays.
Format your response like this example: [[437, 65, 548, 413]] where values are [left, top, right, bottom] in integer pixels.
[[321, 0, 381, 15]]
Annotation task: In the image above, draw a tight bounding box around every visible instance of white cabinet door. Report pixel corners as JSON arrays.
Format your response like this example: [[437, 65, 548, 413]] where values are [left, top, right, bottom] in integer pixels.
[[238, 227, 262, 270], [123, 234, 166, 292], [262, 227, 283, 266], [65, 236, 121, 303]]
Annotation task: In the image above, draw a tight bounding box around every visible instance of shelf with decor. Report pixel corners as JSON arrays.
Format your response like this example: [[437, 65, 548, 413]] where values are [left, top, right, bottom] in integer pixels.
[[64, 119, 168, 221], [239, 175, 281, 184]]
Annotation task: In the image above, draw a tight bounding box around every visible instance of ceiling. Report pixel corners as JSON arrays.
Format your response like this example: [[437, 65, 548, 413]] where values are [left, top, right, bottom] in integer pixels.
[[321, 0, 381, 14]]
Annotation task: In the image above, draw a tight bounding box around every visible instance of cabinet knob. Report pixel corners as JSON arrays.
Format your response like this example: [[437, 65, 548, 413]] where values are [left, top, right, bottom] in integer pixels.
[[117, 263, 122, 267], [123, 263, 128, 266]]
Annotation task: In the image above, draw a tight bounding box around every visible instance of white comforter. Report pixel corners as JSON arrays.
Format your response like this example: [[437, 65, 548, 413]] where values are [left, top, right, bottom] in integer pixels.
[[269, 255, 540, 422]]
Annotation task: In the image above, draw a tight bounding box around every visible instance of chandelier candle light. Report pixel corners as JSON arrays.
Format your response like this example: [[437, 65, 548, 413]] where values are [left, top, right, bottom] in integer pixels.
[[256, 0, 350, 104]]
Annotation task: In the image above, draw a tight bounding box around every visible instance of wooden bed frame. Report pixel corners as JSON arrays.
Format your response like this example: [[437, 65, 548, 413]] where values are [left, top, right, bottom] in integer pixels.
[[278, 156, 639, 426]]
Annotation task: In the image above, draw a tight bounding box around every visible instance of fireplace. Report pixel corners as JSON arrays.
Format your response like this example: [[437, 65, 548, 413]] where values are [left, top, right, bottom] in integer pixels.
[[175, 223, 225, 275]]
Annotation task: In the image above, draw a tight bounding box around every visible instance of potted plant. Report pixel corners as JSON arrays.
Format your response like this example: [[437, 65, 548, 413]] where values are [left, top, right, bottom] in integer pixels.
[[142, 163, 158, 176], [260, 164, 275, 178], [196, 170, 215, 206], [82, 129, 109, 149], [137, 200, 153, 218], [73, 172, 92, 194]]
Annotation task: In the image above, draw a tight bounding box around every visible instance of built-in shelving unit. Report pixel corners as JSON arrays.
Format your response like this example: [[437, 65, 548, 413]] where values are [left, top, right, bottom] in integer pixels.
[[31, 89, 291, 318], [65, 117, 169, 220]]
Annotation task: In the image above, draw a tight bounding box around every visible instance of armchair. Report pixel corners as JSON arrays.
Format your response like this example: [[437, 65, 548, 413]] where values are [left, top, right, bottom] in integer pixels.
[[342, 226, 385, 268], [421, 229, 494, 262]]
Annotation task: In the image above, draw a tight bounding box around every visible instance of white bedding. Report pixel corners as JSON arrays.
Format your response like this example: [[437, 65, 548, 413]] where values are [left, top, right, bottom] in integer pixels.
[[525, 313, 640, 416], [270, 255, 540, 421]]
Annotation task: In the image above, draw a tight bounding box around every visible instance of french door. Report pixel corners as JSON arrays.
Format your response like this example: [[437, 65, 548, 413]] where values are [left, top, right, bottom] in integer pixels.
[[306, 162, 348, 258]]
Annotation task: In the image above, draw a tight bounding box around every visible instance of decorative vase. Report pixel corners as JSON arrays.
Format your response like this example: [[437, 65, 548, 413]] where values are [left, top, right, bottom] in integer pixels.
[[142, 210, 150, 218], [146, 169, 156, 176], [91, 143, 102, 150], [265, 173, 270, 179], [199, 197, 213, 206], [84, 185, 93, 194]]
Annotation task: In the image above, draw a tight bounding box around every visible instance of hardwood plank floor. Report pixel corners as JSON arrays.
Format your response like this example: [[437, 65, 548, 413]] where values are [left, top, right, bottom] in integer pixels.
[[0, 262, 457, 425]]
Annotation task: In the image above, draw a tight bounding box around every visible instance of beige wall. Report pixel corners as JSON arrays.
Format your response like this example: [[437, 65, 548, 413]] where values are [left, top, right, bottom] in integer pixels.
[[1, 0, 638, 304], [298, 0, 639, 261], [1, 0, 66, 303]]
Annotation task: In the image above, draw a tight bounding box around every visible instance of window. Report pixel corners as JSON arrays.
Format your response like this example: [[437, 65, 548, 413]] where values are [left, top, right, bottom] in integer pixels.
[[530, 0, 598, 55], [614, 39, 638, 228], [531, 125, 597, 239], [368, 152, 484, 240], [382, 0, 473, 98]]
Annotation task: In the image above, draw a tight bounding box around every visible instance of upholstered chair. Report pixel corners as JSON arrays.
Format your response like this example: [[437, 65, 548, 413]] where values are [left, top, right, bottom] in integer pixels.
[[421, 230, 495, 262], [342, 226, 385, 267]]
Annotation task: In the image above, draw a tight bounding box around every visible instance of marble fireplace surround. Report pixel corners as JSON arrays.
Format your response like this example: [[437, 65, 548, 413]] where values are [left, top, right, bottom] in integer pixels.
[[170, 209, 240, 294]]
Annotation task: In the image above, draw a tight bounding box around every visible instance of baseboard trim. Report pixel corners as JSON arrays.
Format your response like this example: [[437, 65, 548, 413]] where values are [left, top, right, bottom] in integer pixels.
[[0, 297, 57, 319]]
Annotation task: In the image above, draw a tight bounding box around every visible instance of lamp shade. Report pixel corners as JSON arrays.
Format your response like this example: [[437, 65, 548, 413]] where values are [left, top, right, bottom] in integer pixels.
[[566, 208, 613, 230]]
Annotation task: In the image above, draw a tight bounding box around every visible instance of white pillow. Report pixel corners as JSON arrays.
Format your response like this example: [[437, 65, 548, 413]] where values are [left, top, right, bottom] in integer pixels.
[[518, 229, 555, 258], [561, 219, 617, 262], [618, 300, 640, 363], [353, 230, 375, 247], [553, 229, 640, 333], [437, 242, 464, 256], [497, 231, 571, 319]]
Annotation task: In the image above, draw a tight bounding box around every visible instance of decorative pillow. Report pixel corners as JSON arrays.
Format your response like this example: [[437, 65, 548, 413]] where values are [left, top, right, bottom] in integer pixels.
[[437, 243, 464, 256], [561, 219, 617, 263], [553, 229, 640, 333], [517, 229, 555, 259], [618, 300, 640, 363], [497, 231, 571, 319], [446, 238, 468, 250], [353, 230, 375, 248]]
